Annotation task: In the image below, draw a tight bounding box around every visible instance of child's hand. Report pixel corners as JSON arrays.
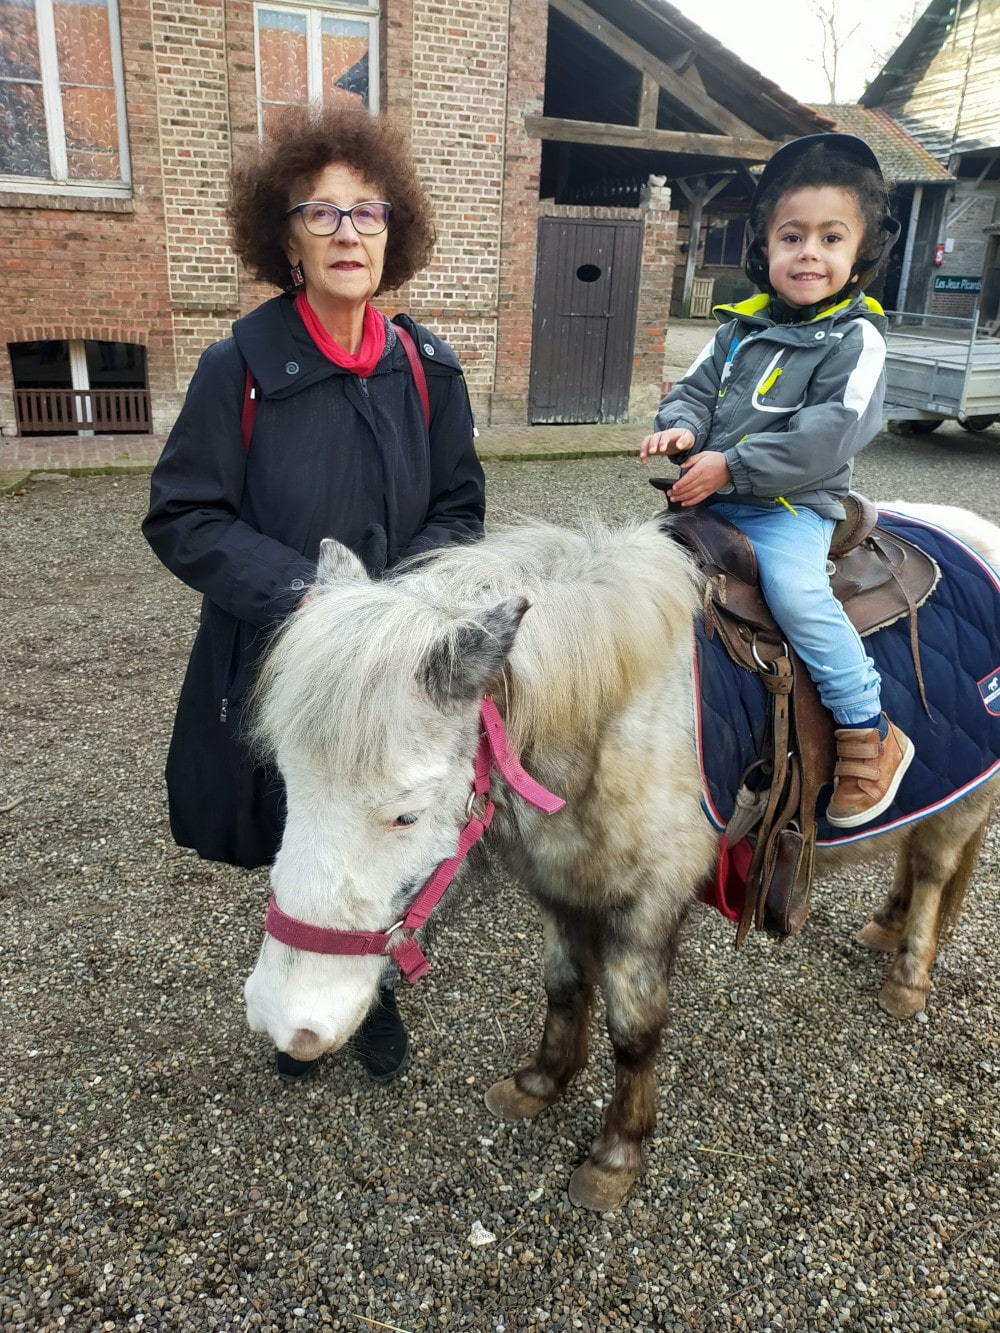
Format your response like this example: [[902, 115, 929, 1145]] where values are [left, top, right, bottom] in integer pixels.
[[639, 428, 695, 464], [667, 453, 733, 507]]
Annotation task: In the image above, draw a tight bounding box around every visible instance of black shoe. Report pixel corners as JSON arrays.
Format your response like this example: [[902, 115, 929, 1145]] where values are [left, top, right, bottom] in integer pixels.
[[353, 987, 411, 1083], [274, 1050, 318, 1084]]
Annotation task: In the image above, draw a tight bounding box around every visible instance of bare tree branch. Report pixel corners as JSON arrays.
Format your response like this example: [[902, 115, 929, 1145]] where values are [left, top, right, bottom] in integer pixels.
[[805, 0, 863, 101]]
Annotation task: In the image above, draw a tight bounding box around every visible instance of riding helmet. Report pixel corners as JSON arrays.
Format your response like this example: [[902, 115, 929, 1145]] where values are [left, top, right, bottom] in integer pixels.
[[743, 132, 901, 292]]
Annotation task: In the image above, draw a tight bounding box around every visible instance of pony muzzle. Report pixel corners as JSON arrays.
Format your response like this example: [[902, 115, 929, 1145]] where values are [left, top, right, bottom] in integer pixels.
[[284, 1027, 326, 1061]]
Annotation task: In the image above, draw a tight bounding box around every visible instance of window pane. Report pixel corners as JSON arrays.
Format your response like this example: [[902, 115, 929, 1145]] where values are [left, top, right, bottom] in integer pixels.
[[85, 340, 146, 387], [54, 0, 121, 180], [10, 340, 72, 388], [0, 0, 42, 79], [703, 226, 723, 267], [704, 220, 745, 268], [0, 0, 49, 175], [54, 0, 114, 84], [723, 219, 745, 267], [260, 101, 286, 139], [62, 83, 119, 177], [0, 80, 50, 175], [258, 9, 308, 108], [321, 17, 369, 107]]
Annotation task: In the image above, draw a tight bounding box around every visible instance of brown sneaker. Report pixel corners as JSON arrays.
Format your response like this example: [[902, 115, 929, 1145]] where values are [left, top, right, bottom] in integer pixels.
[[826, 716, 914, 829]]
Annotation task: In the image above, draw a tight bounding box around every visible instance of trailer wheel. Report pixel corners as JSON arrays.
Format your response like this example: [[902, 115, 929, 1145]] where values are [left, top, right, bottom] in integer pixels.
[[959, 415, 999, 433], [906, 419, 941, 434]]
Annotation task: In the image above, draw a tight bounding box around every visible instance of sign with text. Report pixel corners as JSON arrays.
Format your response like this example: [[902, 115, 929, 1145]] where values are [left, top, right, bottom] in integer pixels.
[[933, 275, 982, 293]]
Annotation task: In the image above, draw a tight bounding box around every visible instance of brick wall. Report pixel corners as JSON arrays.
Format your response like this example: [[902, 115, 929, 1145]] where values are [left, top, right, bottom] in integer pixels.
[[929, 182, 1000, 321], [151, 0, 240, 395], [383, 0, 518, 420], [0, 0, 178, 435], [492, 0, 547, 423], [632, 184, 678, 422], [1, 0, 670, 436]]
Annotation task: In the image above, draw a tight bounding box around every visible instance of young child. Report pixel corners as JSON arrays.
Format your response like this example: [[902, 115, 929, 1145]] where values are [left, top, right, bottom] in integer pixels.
[[641, 133, 910, 829]]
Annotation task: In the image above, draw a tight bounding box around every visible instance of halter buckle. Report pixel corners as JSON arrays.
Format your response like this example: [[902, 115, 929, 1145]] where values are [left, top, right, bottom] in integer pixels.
[[465, 789, 490, 821]]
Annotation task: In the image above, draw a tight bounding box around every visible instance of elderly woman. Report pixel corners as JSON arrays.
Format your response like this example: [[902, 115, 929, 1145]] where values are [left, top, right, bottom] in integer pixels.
[[143, 104, 485, 1087]]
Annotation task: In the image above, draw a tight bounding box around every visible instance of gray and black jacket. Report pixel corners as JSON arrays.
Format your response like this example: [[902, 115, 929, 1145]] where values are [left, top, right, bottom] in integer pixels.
[[654, 291, 887, 520]]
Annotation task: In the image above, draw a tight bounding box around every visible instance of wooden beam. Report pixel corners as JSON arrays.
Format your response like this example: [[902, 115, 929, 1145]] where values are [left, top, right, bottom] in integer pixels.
[[674, 175, 735, 205], [549, 0, 762, 141], [525, 115, 780, 161], [638, 72, 659, 131], [675, 176, 735, 313]]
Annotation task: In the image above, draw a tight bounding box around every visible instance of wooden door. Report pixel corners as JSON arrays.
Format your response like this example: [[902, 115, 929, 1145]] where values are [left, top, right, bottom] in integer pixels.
[[529, 218, 642, 423]]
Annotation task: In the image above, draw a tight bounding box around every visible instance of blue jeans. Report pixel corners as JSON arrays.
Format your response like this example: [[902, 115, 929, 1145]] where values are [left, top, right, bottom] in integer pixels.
[[714, 502, 882, 726]]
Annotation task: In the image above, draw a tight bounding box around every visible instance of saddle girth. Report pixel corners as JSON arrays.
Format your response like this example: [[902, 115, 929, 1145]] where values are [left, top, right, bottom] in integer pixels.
[[655, 488, 940, 943]]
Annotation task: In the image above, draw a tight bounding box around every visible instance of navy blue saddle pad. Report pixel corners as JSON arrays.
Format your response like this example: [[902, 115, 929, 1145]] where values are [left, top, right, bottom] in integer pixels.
[[694, 509, 1000, 848]]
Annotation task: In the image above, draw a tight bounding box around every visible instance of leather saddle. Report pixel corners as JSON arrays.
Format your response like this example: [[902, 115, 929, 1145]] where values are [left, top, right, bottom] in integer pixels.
[[652, 483, 941, 945]]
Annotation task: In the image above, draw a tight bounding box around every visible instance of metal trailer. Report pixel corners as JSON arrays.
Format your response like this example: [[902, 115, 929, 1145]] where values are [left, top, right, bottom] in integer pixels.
[[882, 309, 1000, 434]]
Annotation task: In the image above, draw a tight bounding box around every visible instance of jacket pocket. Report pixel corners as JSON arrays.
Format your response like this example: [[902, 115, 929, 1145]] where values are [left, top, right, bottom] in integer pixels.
[[751, 352, 806, 416], [199, 603, 258, 722]]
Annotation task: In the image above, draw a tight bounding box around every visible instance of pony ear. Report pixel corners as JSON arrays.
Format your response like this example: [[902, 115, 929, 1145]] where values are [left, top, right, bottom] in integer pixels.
[[316, 538, 369, 586], [424, 596, 530, 704]]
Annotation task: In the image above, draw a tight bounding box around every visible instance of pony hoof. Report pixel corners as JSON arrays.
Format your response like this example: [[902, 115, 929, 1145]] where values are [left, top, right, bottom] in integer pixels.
[[878, 979, 928, 1018], [568, 1162, 637, 1212], [484, 1077, 551, 1121], [855, 918, 904, 953]]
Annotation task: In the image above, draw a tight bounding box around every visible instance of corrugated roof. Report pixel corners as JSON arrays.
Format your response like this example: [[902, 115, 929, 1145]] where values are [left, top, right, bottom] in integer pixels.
[[809, 104, 954, 184]]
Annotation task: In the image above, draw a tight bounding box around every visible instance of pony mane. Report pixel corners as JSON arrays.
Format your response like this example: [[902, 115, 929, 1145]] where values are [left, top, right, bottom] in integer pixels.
[[411, 519, 702, 754], [253, 519, 702, 772]]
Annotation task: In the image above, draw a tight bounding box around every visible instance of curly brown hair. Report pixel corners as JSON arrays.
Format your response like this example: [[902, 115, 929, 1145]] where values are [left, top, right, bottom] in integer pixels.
[[228, 103, 436, 293]]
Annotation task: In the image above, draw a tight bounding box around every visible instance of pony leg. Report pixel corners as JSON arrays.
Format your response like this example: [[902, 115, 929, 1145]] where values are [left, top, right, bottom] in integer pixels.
[[568, 925, 680, 1212], [485, 909, 595, 1122], [856, 844, 912, 953], [880, 794, 992, 1018]]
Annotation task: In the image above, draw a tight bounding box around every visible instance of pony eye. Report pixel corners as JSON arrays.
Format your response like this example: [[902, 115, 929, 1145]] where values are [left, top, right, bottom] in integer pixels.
[[393, 812, 420, 828]]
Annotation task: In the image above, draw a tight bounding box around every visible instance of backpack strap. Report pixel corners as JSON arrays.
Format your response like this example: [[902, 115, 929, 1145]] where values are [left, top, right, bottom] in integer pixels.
[[393, 323, 431, 429], [239, 324, 430, 453]]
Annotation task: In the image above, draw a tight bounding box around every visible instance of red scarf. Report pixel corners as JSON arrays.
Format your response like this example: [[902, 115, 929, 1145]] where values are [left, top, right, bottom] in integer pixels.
[[295, 293, 387, 377]]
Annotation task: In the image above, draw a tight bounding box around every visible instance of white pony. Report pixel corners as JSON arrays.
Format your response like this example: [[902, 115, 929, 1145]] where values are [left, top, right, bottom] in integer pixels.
[[243, 502, 1000, 1210]]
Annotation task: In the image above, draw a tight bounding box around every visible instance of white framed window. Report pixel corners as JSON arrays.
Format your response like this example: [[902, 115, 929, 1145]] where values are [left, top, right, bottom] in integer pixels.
[[255, 0, 379, 139], [0, 0, 131, 195]]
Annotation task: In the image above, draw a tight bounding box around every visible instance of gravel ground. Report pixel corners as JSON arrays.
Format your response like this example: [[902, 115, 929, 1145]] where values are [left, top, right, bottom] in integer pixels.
[[2, 432, 999, 1333]]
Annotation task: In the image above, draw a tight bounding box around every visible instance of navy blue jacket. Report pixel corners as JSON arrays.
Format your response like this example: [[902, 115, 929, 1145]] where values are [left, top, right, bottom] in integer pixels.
[[143, 294, 485, 867]]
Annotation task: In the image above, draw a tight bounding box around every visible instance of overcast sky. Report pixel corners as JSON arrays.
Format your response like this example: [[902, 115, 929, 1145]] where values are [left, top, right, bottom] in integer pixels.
[[667, 0, 928, 105]]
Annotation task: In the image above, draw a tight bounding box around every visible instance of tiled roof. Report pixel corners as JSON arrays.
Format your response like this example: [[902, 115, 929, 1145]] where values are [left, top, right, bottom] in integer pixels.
[[809, 104, 954, 183]]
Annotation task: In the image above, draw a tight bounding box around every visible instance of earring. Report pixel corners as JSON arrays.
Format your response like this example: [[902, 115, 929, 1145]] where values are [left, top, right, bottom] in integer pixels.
[[290, 264, 304, 288]]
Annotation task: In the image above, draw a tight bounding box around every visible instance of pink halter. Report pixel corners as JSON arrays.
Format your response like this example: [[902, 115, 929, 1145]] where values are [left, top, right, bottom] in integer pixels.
[[263, 697, 565, 982]]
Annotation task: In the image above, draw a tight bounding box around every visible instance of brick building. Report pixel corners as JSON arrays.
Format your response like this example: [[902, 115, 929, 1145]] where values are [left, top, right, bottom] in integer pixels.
[[1, 0, 825, 439]]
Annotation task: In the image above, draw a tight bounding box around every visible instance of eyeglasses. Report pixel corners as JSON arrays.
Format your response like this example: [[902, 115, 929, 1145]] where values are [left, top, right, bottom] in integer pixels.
[[285, 200, 392, 237]]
